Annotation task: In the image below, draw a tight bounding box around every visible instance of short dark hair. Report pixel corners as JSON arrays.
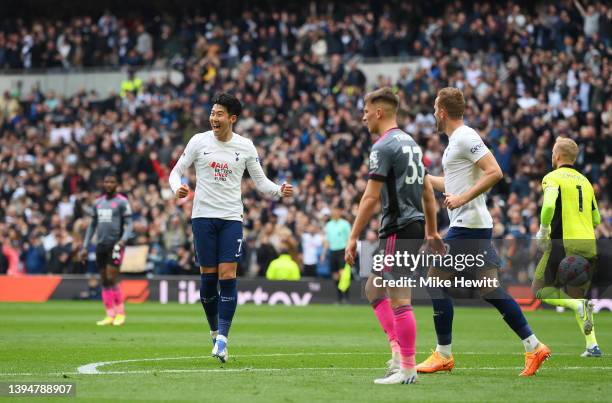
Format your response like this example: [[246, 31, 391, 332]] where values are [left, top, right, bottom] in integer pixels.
[[364, 87, 399, 114], [212, 92, 242, 118]]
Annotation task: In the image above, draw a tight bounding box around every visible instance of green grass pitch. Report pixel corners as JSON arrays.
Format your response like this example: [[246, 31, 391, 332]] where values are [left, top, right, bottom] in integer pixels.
[[0, 302, 610, 402]]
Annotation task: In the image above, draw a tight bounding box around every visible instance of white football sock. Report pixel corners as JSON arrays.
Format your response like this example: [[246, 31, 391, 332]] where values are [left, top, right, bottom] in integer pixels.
[[522, 334, 539, 352], [436, 344, 452, 358]]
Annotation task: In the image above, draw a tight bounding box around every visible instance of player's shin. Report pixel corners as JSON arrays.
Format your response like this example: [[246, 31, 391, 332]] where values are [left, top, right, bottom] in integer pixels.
[[200, 273, 220, 334], [218, 278, 237, 338], [392, 304, 417, 376], [371, 297, 400, 358], [101, 287, 115, 318], [574, 302, 598, 349], [482, 288, 538, 351], [584, 328, 598, 349], [426, 286, 454, 356], [111, 285, 125, 315]]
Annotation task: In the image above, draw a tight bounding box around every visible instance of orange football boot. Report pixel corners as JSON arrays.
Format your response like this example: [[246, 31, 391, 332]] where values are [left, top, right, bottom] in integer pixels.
[[519, 343, 551, 376], [416, 351, 455, 373]]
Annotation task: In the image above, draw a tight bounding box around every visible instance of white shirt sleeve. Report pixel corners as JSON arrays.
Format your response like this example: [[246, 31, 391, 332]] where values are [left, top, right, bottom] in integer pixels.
[[169, 135, 198, 193], [461, 130, 489, 163], [246, 142, 282, 197]]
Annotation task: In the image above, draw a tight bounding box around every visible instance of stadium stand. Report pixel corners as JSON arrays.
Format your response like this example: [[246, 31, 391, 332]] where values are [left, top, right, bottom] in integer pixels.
[[0, 1, 609, 279]]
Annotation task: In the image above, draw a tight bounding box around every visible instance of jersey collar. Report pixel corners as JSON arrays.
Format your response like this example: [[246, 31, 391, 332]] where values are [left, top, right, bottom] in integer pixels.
[[558, 164, 584, 174], [449, 124, 466, 140], [376, 127, 399, 143], [213, 131, 236, 144]]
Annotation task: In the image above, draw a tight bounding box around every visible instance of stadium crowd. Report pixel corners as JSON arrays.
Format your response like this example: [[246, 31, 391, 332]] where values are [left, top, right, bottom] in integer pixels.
[[0, 1, 610, 282]]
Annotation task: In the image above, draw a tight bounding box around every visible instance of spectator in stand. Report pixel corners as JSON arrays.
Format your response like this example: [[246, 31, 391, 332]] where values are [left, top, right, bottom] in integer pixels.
[[163, 215, 187, 254], [1, 239, 20, 275], [165, 243, 197, 275], [23, 233, 46, 274], [46, 229, 73, 274], [301, 222, 324, 277]]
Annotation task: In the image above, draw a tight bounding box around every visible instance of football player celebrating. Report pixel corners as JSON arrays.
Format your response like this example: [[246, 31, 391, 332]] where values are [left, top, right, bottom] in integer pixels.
[[169, 93, 293, 363]]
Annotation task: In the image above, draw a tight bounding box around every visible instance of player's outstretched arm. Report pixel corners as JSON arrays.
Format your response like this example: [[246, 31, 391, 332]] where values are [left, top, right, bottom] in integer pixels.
[[345, 179, 382, 265], [169, 137, 197, 198], [444, 153, 502, 210], [246, 147, 292, 197]]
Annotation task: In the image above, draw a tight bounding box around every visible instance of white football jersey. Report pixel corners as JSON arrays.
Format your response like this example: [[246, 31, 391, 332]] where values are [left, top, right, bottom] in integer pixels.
[[441, 125, 493, 228], [169, 131, 281, 221]]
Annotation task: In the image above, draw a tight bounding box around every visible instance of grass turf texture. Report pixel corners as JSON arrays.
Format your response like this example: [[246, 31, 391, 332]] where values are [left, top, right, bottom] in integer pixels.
[[0, 302, 610, 402]]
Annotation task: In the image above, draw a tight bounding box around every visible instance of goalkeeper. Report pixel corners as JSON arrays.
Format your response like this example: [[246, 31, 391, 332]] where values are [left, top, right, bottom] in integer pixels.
[[533, 137, 602, 357]]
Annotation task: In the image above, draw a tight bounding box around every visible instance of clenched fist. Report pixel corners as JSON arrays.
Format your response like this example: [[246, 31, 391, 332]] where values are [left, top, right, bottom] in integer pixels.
[[280, 183, 293, 197], [176, 184, 190, 198]]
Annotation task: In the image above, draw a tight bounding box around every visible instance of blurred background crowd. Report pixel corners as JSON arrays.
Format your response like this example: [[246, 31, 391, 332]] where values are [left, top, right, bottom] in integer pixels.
[[0, 0, 610, 283]]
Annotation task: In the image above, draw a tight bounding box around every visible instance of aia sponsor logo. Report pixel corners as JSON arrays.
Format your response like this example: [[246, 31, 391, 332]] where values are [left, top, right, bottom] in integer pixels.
[[209, 161, 229, 169], [210, 161, 232, 181]]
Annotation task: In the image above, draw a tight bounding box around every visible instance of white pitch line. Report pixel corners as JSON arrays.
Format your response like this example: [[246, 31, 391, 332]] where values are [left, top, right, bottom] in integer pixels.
[[76, 350, 584, 374], [76, 352, 386, 374], [80, 367, 383, 375], [76, 351, 610, 375], [0, 351, 603, 378], [78, 352, 421, 375], [244, 352, 574, 357], [2, 366, 610, 378], [98, 366, 612, 375], [77, 356, 204, 375]]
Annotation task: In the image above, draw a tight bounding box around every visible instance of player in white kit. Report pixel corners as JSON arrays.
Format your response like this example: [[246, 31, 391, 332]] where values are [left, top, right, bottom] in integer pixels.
[[416, 88, 550, 377], [169, 93, 293, 362]]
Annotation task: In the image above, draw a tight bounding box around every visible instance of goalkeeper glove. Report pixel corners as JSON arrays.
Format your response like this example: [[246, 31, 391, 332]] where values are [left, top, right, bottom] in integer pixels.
[[535, 225, 551, 252]]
